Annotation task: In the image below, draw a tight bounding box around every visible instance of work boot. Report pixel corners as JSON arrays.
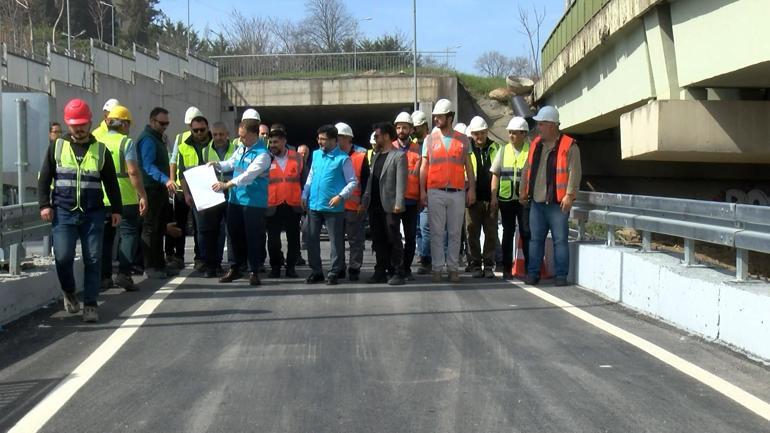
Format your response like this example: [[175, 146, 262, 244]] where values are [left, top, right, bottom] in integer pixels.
[[388, 274, 405, 286], [63, 291, 80, 314], [326, 273, 339, 285], [82, 305, 99, 323], [285, 267, 298, 278], [366, 273, 388, 284], [219, 268, 242, 283], [249, 272, 261, 286], [431, 271, 442, 283], [114, 273, 138, 291], [306, 274, 325, 284], [449, 271, 461, 283]]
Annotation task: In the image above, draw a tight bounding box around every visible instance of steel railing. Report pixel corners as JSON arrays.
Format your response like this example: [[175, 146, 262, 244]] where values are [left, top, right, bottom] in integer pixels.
[[571, 191, 770, 281], [0, 203, 51, 275], [211, 50, 456, 79]]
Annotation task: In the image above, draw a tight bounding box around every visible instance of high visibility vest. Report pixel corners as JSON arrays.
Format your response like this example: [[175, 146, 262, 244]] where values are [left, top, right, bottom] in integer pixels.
[[497, 141, 529, 201], [92, 120, 108, 142], [172, 131, 191, 187], [366, 148, 374, 164], [177, 138, 212, 172], [202, 141, 238, 181], [426, 130, 467, 190], [522, 134, 574, 203], [345, 149, 367, 211], [394, 139, 421, 200], [52, 138, 107, 212], [101, 132, 139, 206], [469, 141, 501, 182], [268, 149, 303, 208]]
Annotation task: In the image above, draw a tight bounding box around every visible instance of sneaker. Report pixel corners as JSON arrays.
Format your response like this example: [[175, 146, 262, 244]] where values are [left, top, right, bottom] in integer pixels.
[[484, 268, 495, 279], [523, 274, 540, 285], [366, 273, 388, 284], [114, 273, 138, 291], [388, 274, 405, 286], [416, 264, 431, 275], [431, 272, 442, 283], [268, 268, 282, 278], [326, 274, 339, 285], [82, 305, 99, 323], [63, 292, 80, 314], [193, 259, 206, 273], [285, 267, 298, 278], [449, 271, 461, 283], [471, 269, 484, 278], [296, 256, 307, 266], [554, 277, 569, 287]]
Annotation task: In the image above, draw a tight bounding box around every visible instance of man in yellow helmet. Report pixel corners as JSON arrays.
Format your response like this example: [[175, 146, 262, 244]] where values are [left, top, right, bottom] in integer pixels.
[[100, 105, 148, 291]]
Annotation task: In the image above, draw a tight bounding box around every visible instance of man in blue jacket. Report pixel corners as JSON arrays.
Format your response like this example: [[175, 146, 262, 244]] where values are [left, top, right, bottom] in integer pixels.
[[302, 125, 358, 285]]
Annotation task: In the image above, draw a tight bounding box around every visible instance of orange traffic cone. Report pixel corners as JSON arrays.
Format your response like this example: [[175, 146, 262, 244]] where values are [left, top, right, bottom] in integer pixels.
[[512, 232, 527, 278]]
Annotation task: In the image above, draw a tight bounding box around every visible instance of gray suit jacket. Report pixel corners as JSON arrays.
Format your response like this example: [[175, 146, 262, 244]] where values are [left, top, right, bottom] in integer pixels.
[[362, 150, 407, 213]]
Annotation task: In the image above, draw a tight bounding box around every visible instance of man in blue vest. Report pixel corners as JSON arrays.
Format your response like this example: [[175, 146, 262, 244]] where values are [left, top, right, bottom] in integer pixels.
[[210, 115, 272, 286], [38, 99, 123, 322], [302, 125, 358, 285]]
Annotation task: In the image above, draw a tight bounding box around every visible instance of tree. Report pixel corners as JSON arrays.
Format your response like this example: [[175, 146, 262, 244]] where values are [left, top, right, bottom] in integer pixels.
[[300, 0, 357, 52], [475, 51, 513, 78], [115, 0, 162, 48], [518, 3, 546, 79], [223, 10, 272, 54], [154, 16, 206, 53], [88, 0, 109, 43]]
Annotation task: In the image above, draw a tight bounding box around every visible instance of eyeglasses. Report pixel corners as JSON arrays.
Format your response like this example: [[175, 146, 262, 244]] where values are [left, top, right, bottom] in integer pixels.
[[192, 128, 207, 133]]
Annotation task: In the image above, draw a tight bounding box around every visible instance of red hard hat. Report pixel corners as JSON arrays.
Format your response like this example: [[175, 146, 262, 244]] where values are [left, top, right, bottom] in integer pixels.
[[63, 99, 93, 126]]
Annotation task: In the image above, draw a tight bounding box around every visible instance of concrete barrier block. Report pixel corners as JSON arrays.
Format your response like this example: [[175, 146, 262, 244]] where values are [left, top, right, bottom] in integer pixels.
[[620, 251, 661, 313], [719, 284, 770, 361], [0, 261, 83, 325], [575, 243, 623, 301], [657, 264, 720, 339]]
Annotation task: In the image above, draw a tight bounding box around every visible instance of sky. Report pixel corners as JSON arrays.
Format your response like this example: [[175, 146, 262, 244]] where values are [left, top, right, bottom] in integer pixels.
[[156, 0, 568, 74]]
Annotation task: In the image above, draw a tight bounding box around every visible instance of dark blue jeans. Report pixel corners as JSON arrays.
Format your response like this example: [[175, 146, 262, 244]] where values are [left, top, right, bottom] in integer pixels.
[[308, 210, 345, 277], [52, 207, 105, 306], [527, 202, 570, 279], [226, 203, 266, 273]]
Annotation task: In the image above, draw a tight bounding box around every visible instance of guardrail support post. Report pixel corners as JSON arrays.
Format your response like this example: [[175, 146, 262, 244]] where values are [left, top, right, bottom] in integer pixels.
[[577, 220, 586, 241], [42, 235, 51, 257], [736, 248, 749, 282], [641, 231, 652, 252], [606, 225, 615, 247], [9, 243, 23, 275], [682, 238, 696, 266]]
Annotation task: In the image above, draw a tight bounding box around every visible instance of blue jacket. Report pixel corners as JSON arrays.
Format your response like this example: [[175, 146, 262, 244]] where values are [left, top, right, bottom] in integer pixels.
[[307, 146, 351, 213], [230, 144, 269, 208]]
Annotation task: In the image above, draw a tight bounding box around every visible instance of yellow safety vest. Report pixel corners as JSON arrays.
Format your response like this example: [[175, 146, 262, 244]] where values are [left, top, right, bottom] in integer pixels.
[[101, 131, 139, 206], [53, 138, 106, 212], [497, 141, 529, 201]]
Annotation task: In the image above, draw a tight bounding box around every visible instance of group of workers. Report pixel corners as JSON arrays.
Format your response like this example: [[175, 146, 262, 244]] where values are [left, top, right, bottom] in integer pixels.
[[39, 96, 581, 322]]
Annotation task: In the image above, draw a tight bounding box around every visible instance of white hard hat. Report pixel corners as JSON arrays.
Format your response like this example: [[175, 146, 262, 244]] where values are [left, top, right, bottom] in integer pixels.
[[468, 116, 488, 133], [369, 132, 376, 145], [506, 116, 529, 132], [453, 122, 467, 134], [394, 112, 413, 125], [335, 122, 354, 137], [102, 98, 120, 112], [432, 98, 454, 115], [241, 108, 261, 122], [185, 106, 204, 124], [411, 110, 427, 126], [533, 105, 560, 123]]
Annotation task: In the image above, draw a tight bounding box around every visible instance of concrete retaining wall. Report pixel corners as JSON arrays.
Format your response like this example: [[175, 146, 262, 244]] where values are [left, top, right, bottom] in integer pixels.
[[570, 242, 770, 362], [0, 260, 83, 325]]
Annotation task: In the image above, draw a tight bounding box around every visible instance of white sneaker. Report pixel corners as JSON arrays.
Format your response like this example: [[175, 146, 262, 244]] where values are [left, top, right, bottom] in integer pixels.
[[82, 306, 99, 323], [63, 292, 80, 314]]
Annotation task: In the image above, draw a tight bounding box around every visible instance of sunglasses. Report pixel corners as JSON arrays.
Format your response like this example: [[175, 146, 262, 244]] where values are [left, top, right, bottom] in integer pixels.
[[192, 128, 207, 133], [153, 119, 170, 126]]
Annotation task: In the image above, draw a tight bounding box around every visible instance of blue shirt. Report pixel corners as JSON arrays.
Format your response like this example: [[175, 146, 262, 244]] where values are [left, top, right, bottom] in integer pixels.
[[138, 134, 169, 184]]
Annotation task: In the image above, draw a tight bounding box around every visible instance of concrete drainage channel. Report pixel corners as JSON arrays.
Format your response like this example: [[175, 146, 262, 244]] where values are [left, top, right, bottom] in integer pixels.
[[568, 241, 770, 363]]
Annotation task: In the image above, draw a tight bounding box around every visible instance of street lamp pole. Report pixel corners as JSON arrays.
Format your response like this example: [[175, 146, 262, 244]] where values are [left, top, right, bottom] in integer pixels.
[[99, 1, 115, 46], [354, 17, 372, 74], [187, 0, 191, 53], [412, 0, 418, 111], [66, 0, 71, 53]]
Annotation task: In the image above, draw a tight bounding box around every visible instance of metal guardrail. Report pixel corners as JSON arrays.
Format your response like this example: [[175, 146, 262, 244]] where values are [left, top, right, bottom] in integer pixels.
[[571, 191, 770, 281], [211, 50, 456, 79], [0, 203, 51, 275]]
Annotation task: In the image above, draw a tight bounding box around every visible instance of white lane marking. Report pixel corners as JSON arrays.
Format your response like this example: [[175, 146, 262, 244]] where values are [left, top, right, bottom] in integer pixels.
[[519, 284, 770, 422], [8, 274, 188, 433]]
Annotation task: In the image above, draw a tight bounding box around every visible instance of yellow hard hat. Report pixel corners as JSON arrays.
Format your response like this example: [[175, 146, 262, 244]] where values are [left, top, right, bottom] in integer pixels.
[[108, 105, 132, 122]]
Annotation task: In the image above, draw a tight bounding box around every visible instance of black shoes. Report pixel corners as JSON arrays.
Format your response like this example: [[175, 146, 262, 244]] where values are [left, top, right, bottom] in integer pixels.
[[268, 268, 282, 278], [388, 274, 405, 286], [249, 272, 261, 286], [306, 274, 324, 284], [348, 268, 360, 281], [285, 267, 298, 278], [337, 269, 347, 279], [367, 273, 388, 284], [523, 274, 540, 285], [326, 274, 339, 285], [219, 268, 242, 283]]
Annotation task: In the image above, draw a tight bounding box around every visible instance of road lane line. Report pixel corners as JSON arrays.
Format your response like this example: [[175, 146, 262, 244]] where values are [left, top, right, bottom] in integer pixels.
[[519, 283, 770, 423], [8, 273, 188, 433]]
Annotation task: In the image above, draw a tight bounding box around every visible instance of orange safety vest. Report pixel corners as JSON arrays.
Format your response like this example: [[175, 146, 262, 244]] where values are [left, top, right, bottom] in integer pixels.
[[344, 150, 367, 211], [393, 139, 421, 200], [426, 129, 466, 190], [267, 149, 303, 208], [521, 134, 574, 203]]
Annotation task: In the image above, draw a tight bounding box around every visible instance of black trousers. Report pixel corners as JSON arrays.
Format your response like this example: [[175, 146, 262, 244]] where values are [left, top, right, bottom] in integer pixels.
[[165, 191, 198, 260], [266, 204, 301, 270], [142, 188, 169, 270], [499, 200, 530, 270], [369, 203, 404, 276], [200, 201, 227, 270], [395, 204, 418, 273], [227, 203, 266, 273]]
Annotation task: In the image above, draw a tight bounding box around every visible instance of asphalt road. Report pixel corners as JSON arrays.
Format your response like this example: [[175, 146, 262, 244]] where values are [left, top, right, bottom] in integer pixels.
[[1, 241, 769, 433]]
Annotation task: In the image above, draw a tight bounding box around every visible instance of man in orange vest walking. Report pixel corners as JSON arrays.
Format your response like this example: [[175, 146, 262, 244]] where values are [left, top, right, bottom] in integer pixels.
[[266, 128, 305, 278], [393, 112, 422, 280], [336, 122, 370, 281], [519, 106, 582, 286], [419, 99, 476, 283]]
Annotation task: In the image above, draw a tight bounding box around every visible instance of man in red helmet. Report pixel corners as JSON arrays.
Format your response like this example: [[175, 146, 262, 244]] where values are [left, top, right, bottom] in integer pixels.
[[38, 98, 123, 323]]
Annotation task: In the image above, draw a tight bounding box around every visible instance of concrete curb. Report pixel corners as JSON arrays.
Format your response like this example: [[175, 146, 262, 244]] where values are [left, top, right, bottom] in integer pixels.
[[569, 242, 770, 362]]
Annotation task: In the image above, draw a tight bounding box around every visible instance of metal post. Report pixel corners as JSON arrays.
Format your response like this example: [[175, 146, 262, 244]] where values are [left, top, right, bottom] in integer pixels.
[[353, 40, 357, 74], [412, 0, 418, 111], [641, 231, 652, 252], [606, 225, 615, 247], [682, 238, 696, 266], [186, 0, 191, 53], [577, 220, 586, 241], [15, 99, 28, 205], [66, 0, 71, 53], [111, 3, 114, 46], [736, 248, 749, 282]]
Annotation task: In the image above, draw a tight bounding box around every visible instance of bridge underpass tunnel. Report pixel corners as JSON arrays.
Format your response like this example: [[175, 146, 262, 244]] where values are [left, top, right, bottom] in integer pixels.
[[250, 103, 414, 151]]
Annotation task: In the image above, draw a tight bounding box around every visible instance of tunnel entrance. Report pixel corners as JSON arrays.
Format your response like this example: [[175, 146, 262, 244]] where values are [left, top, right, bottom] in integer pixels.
[[252, 103, 414, 151]]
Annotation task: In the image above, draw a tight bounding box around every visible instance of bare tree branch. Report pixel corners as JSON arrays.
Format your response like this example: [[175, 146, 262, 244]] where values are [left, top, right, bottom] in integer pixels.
[[224, 10, 272, 54], [518, 3, 546, 79], [300, 0, 357, 52], [88, 0, 108, 43]]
